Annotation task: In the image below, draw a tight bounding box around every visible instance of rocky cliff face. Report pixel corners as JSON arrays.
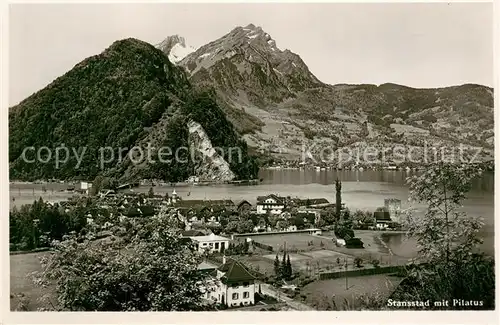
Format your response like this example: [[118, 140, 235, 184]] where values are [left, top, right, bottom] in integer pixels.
[[160, 24, 494, 166], [187, 120, 235, 181]]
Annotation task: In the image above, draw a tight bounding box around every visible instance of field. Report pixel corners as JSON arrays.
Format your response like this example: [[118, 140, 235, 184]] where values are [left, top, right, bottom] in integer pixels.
[[238, 233, 360, 275], [249, 233, 337, 252], [10, 251, 56, 311], [263, 250, 356, 274], [301, 274, 404, 310], [242, 231, 414, 277]]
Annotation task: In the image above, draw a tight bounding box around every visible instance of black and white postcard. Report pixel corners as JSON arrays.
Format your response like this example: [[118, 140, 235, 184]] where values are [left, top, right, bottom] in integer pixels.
[[2, 1, 497, 324]]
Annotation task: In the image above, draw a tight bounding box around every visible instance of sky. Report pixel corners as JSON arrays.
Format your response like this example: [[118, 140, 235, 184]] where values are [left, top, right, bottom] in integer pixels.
[[9, 2, 493, 106]]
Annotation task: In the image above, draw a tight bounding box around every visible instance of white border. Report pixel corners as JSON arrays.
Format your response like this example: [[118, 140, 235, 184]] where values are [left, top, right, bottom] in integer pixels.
[[1, 1, 499, 324]]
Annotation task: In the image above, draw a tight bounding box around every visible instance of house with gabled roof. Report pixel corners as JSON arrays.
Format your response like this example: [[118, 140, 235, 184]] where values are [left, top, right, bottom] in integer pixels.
[[256, 194, 286, 215], [199, 257, 257, 307], [236, 200, 252, 214]]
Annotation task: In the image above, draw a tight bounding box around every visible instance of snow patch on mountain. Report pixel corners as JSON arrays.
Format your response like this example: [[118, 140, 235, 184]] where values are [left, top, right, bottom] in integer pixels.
[[169, 43, 196, 63], [157, 35, 196, 64]]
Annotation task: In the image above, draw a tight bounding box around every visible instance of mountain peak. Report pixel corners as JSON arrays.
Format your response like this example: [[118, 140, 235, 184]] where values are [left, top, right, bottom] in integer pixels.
[[157, 35, 196, 63], [244, 23, 257, 30], [231, 24, 278, 50]]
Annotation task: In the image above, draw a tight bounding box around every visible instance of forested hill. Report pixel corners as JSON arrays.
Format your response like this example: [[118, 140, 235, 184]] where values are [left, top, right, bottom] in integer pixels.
[[9, 38, 259, 182]]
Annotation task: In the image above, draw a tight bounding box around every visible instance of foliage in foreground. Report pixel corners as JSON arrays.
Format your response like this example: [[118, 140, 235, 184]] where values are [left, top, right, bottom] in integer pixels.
[[390, 163, 495, 309], [33, 209, 214, 311]]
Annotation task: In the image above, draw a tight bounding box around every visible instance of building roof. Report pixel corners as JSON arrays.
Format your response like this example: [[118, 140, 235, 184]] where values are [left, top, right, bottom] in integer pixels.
[[218, 259, 256, 283], [374, 210, 391, 221], [189, 233, 229, 242], [210, 199, 235, 206], [175, 199, 234, 208], [197, 261, 219, 271], [257, 194, 285, 204], [237, 200, 252, 208], [308, 198, 330, 205]]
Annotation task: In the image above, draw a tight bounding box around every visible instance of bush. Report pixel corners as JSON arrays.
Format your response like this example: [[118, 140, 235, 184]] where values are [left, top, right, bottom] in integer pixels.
[[354, 257, 363, 268], [345, 237, 364, 248], [371, 259, 380, 268]]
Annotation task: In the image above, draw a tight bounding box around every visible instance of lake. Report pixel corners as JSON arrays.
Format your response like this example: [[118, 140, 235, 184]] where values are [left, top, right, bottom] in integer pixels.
[[10, 169, 494, 255]]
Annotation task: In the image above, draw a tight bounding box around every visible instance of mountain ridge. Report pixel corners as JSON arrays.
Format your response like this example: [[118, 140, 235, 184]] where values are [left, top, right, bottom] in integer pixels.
[[158, 24, 494, 165]]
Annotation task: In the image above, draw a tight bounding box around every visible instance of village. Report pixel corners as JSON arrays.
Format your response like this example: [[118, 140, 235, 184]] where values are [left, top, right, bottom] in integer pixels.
[[23, 179, 407, 311]]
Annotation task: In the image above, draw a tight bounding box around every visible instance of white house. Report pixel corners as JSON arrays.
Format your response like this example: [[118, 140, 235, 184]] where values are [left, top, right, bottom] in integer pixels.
[[198, 257, 257, 307], [189, 233, 230, 253], [256, 194, 286, 215], [78, 181, 92, 194]]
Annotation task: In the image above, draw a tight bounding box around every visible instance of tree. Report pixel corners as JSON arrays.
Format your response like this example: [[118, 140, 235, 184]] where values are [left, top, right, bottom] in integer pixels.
[[335, 178, 342, 219], [406, 163, 484, 262], [274, 254, 281, 279], [291, 214, 305, 229], [33, 209, 215, 311], [236, 220, 254, 234], [276, 219, 290, 231], [352, 210, 374, 226], [354, 257, 363, 268], [89, 175, 104, 196], [9, 198, 85, 251], [268, 214, 279, 228], [282, 251, 287, 278], [285, 254, 293, 280], [207, 222, 222, 235], [224, 221, 239, 234], [321, 209, 336, 225], [393, 163, 494, 309], [334, 219, 354, 240], [243, 240, 250, 254]]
